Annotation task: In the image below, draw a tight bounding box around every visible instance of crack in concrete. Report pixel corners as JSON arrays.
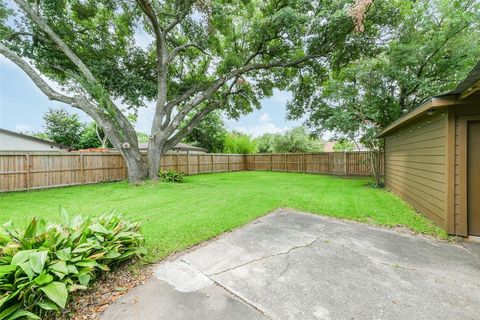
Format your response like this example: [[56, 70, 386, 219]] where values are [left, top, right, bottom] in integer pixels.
[[278, 253, 291, 278], [179, 258, 274, 319], [459, 243, 480, 263], [208, 235, 323, 277], [211, 280, 274, 320]]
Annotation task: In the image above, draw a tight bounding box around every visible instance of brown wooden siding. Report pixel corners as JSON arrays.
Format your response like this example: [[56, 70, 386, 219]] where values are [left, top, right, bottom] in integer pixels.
[[454, 118, 462, 233], [452, 104, 480, 235], [384, 112, 448, 228]]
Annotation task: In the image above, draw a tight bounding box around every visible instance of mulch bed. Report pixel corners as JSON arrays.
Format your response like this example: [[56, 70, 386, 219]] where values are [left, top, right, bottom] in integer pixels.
[[55, 262, 152, 320]]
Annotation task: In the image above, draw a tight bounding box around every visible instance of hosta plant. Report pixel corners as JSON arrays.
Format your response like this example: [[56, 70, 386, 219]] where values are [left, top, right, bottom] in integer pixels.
[[0, 210, 145, 319]]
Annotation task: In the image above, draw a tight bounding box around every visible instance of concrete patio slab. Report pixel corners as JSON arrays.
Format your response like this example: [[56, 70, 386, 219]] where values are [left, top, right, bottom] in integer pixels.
[[101, 210, 480, 320]]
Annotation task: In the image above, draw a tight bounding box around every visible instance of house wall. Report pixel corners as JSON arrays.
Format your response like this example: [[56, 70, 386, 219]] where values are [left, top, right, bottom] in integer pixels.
[[384, 111, 448, 228], [451, 103, 480, 235], [0, 131, 62, 151]]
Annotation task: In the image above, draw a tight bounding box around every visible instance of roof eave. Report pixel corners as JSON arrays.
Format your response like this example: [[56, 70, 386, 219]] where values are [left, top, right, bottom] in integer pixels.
[[376, 95, 458, 138]]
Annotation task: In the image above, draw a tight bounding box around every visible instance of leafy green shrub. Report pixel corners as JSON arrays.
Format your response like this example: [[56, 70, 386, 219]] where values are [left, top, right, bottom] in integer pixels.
[[0, 210, 145, 319], [158, 169, 185, 183], [223, 132, 257, 154]]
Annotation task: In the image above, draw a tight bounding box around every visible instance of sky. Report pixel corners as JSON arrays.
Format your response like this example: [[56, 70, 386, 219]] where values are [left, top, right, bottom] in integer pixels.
[[0, 56, 302, 138]]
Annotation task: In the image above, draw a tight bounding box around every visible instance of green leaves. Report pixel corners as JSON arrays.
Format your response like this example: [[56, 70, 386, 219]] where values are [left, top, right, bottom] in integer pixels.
[[288, 0, 480, 149], [34, 272, 53, 286], [11, 250, 36, 266], [0, 210, 145, 319], [223, 132, 258, 154], [29, 251, 48, 274], [88, 223, 110, 234], [49, 261, 68, 279], [40, 282, 68, 309], [158, 170, 185, 183]]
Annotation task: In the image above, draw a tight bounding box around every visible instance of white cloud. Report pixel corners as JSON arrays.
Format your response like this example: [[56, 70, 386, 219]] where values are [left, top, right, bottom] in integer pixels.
[[269, 90, 292, 104], [15, 124, 33, 133], [234, 123, 290, 137], [259, 113, 271, 123], [134, 28, 152, 50]]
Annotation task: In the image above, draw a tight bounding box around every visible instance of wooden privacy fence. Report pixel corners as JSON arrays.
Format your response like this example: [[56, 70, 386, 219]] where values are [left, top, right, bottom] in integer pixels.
[[0, 151, 383, 192], [245, 152, 384, 176]]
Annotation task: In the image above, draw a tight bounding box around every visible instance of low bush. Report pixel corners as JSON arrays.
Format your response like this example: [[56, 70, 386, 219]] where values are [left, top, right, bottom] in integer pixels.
[[0, 210, 145, 319], [158, 169, 185, 183]]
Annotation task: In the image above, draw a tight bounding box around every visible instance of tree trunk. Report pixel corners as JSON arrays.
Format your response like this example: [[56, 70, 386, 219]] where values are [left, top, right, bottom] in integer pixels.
[[147, 146, 162, 180], [122, 148, 148, 184], [147, 135, 168, 180], [369, 149, 382, 187]]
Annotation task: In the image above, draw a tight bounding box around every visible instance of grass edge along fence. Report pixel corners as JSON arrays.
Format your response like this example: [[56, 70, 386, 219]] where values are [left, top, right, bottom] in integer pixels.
[[0, 151, 383, 192]]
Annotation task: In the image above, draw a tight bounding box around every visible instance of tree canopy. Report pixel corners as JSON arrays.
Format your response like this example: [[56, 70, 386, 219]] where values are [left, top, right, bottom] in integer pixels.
[[287, 0, 480, 148], [256, 126, 324, 153], [184, 111, 226, 153], [0, 0, 385, 181], [223, 132, 258, 154], [42, 108, 84, 149], [40, 108, 110, 149]]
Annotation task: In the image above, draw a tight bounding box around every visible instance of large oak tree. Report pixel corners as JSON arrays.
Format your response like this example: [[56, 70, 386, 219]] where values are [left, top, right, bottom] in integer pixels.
[[288, 0, 480, 148], [0, 0, 379, 182]]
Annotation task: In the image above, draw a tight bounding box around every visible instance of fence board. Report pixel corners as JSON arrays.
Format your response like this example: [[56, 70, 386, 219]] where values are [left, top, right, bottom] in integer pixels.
[[0, 151, 382, 192]]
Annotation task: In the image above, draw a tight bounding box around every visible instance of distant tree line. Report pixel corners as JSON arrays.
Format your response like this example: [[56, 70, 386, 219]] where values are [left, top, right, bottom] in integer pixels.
[[37, 108, 357, 154], [255, 127, 324, 153], [183, 112, 327, 154], [34, 108, 111, 150]]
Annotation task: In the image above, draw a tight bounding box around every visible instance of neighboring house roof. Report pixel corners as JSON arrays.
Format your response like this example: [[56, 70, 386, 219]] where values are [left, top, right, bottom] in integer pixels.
[[138, 142, 207, 153], [0, 128, 69, 150], [378, 61, 480, 137]]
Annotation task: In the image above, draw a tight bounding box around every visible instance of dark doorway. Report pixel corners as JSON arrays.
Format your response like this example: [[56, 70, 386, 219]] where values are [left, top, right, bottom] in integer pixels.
[[468, 121, 480, 236]]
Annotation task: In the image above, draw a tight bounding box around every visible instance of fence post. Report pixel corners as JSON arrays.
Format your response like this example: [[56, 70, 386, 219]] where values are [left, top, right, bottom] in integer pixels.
[[211, 154, 214, 173], [328, 153, 331, 174], [344, 152, 347, 176], [80, 154, 85, 183], [186, 151, 190, 176], [284, 154, 287, 172], [198, 155, 201, 174], [25, 153, 31, 190], [302, 153, 306, 173], [227, 155, 231, 172]]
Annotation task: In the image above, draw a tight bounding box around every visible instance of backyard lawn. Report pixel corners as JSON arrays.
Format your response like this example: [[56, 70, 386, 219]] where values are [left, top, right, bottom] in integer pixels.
[[0, 171, 446, 262]]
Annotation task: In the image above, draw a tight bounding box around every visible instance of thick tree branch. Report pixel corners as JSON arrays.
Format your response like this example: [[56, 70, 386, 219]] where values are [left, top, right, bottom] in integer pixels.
[[136, 0, 163, 39], [167, 43, 209, 63], [0, 42, 137, 151], [2, 31, 50, 43], [161, 84, 208, 130], [8, 2, 138, 148], [164, 105, 217, 151], [165, 53, 320, 136], [14, 0, 97, 84], [164, 9, 190, 35], [0, 43, 74, 104], [136, 0, 170, 145]]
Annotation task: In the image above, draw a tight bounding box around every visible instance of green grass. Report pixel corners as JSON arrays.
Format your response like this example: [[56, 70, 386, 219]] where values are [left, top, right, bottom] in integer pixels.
[[0, 171, 447, 262]]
